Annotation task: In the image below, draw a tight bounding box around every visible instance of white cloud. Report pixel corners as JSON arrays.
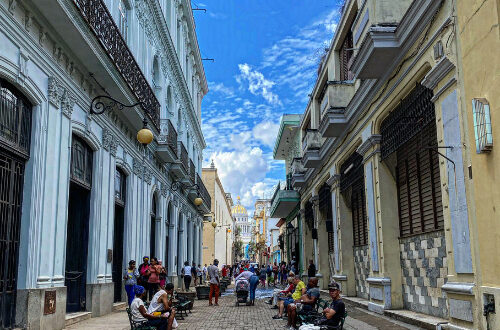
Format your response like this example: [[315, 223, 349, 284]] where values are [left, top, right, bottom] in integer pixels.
[[208, 81, 235, 98], [237, 64, 281, 105], [252, 121, 280, 148]]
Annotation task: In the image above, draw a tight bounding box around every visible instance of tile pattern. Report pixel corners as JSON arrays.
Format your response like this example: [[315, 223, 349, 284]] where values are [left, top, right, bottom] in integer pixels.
[[354, 245, 370, 299], [399, 230, 449, 318]]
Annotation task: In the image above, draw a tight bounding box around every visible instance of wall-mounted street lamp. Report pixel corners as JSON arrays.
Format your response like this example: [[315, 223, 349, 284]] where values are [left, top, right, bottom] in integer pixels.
[[90, 95, 154, 146], [170, 181, 203, 207]]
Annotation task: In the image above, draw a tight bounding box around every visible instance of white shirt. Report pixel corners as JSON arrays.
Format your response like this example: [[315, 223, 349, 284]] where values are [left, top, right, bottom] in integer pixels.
[[147, 290, 166, 314], [130, 297, 147, 323], [202, 266, 207, 274], [183, 266, 192, 276]]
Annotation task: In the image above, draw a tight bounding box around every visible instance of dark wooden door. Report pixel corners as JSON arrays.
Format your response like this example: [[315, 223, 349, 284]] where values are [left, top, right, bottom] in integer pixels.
[[112, 204, 124, 302], [65, 182, 91, 313]]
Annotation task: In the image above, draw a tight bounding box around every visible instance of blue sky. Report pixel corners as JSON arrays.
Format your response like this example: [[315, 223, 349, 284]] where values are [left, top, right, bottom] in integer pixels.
[[194, 0, 342, 212]]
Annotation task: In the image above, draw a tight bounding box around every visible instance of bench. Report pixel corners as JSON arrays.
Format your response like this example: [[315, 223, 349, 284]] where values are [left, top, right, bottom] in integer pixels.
[[125, 307, 156, 330], [173, 296, 191, 320]]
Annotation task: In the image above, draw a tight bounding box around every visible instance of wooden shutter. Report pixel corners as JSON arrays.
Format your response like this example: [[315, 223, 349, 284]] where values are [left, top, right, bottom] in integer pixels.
[[351, 179, 368, 246], [340, 31, 353, 81], [397, 122, 444, 237]]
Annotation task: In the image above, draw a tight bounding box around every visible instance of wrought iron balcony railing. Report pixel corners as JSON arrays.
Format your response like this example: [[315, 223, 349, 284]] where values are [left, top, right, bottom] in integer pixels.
[[73, 0, 160, 129], [189, 159, 196, 184], [197, 173, 211, 207], [178, 142, 189, 173], [158, 119, 178, 155]]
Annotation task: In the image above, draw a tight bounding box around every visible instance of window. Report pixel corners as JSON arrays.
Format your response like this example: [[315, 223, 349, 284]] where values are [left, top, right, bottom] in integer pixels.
[[472, 98, 493, 153], [118, 0, 129, 42], [396, 122, 444, 237], [70, 135, 93, 188], [339, 30, 354, 81], [115, 168, 126, 205]]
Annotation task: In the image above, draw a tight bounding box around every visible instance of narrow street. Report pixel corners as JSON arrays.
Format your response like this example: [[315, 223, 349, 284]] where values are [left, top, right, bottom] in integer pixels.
[[65, 287, 422, 330]]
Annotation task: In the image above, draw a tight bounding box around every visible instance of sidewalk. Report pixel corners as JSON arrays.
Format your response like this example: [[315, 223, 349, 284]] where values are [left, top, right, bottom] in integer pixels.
[[65, 287, 425, 329]]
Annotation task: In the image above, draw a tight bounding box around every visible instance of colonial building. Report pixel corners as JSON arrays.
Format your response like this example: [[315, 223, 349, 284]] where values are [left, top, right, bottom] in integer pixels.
[[272, 0, 498, 328], [201, 162, 234, 266], [231, 196, 252, 260], [0, 0, 209, 328]]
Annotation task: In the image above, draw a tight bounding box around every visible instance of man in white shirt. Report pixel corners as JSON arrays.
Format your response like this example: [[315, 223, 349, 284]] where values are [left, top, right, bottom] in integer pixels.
[[181, 261, 192, 291], [147, 283, 177, 329], [207, 259, 220, 306], [129, 285, 169, 330], [202, 264, 208, 282]]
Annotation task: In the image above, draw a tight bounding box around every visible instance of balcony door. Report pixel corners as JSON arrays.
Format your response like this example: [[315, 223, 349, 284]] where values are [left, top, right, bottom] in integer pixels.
[[112, 168, 126, 303]]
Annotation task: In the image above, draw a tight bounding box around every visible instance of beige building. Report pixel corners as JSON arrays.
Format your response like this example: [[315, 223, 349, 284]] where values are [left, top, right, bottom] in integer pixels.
[[270, 0, 500, 328], [202, 161, 234, 266]]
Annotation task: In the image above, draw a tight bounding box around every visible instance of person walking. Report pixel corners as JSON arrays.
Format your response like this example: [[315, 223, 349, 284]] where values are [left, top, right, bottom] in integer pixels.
[[202, 264, 208, 282], [147, 257, 161, 300], [308, 259, 316, 279], [208, 259, 220, 306], [181, 261, 192, 291], [191, 262, 198, 286], [123, 260, 140, 306], [197, 264, 203, 284]]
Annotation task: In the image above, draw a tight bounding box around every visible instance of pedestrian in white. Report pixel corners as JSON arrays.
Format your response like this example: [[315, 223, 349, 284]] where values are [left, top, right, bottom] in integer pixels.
[[202, 264, 208, 282]]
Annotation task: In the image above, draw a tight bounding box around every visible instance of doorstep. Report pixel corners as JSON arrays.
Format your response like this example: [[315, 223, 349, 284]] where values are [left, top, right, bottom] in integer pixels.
[[65, 312, 92, 327], [320, 290, 448, 330], [113, 302, 127, 312]]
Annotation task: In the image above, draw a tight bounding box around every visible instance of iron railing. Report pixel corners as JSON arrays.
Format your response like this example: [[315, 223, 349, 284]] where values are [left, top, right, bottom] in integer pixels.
[[158, 119, 178, 156], [178, 142, 188, 173], [197, 173, 211, 207], [189, 159, 195, 184], [73, 0, 160, 129]]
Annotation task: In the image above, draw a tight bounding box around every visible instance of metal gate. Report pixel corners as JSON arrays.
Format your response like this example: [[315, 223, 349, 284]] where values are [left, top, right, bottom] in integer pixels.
[[0, 79, 32, 328]]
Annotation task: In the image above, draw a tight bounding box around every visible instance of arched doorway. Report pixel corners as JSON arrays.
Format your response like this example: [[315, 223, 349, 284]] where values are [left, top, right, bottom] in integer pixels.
[[150, 195, 158, 258], [0, 78, 32, 328], [112, 168, 126, 302], [65, 134, 93, 313]]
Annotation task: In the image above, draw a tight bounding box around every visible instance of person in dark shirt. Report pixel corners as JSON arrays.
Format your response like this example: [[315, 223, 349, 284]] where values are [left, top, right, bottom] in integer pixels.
[[307, 259, 316, 278], [323, 282, 345, 328]]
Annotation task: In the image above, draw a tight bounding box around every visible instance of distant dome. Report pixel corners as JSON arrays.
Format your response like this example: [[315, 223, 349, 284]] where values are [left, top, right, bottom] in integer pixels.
[[231, 196, 248, 216]]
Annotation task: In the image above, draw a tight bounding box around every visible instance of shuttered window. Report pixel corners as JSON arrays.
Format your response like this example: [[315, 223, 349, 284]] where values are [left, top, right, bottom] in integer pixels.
[[396, 122, 444, 237], [340, 152, 367, 246], [339, 31, 354, 81]]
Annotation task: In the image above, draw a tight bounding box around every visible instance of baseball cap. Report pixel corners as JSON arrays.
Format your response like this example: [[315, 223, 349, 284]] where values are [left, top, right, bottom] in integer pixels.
[[328, 282, 340, 291]]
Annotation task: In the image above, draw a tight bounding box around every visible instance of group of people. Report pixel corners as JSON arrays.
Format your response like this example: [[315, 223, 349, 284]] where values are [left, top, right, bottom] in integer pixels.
[[123, 257, 178, 330], [267, 275, 345, 330], [233, 259, 300, 288]]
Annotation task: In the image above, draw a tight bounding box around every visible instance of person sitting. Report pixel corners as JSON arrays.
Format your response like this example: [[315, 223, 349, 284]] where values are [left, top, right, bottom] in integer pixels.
[[298, 282, 345, 330], [287, 277, 320, 329], [147, 283, 177, 329], [130, 285, 169, 330], [267, 275, 295, 308], [273, 275, 306, 320]]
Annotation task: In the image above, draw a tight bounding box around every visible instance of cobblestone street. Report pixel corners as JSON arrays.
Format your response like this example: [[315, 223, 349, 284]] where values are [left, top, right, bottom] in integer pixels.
[[66, 287, 423, 330]]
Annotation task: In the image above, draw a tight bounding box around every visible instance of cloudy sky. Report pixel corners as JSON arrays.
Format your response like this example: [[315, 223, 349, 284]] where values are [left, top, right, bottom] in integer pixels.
[[194, 0, 342, 214]]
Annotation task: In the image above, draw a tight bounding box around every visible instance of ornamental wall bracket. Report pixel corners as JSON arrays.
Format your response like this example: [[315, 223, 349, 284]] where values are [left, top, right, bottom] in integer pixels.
[[326, 174, 341, 188]]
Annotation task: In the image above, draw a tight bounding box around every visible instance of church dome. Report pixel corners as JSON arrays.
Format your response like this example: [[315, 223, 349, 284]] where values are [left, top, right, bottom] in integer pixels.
[[231, 197, 248, 217]]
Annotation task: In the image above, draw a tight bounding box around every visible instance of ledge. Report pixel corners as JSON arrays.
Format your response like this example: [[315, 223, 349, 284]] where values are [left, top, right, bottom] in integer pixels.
[[441, 282, 475, 295], [366, 277, 391, 285], [333, 274, 348, 281]]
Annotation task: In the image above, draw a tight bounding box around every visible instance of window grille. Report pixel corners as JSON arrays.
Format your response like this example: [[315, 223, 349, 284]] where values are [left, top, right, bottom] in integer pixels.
[[114, 168, 126, 205], [70, 135, 93, 188], [472, 98, 493, 153]]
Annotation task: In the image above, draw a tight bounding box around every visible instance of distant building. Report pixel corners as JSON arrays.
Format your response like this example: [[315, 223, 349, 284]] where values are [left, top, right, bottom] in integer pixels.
[[202, 161, 233, 266], [231, 196, 252, 260]]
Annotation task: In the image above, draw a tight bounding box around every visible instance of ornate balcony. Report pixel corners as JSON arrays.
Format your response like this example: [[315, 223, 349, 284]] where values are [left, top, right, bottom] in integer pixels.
[[302, 129, 322, 168], [319, 82, 354, 138], [73, 0, 160, 128], [291, 157, 306, 188], [197, 173, 211, 214], [189, 160, 196, 184], [171, 142, 189, 183], [157, 119, 178, 162]]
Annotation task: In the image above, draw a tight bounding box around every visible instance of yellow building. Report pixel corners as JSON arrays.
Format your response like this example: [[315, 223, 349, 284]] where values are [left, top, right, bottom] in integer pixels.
[[276, 0, 499, 328], [454, 1, 500, 329], [201, 161, 234, 266]]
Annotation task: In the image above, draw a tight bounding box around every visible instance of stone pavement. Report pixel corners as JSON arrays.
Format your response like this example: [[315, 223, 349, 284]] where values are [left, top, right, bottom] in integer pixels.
[[66, 287, 424, 330]]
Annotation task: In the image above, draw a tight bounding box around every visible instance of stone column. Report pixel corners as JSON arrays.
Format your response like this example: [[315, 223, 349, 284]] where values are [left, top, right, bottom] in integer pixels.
[[357, 133, 402, 312]]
